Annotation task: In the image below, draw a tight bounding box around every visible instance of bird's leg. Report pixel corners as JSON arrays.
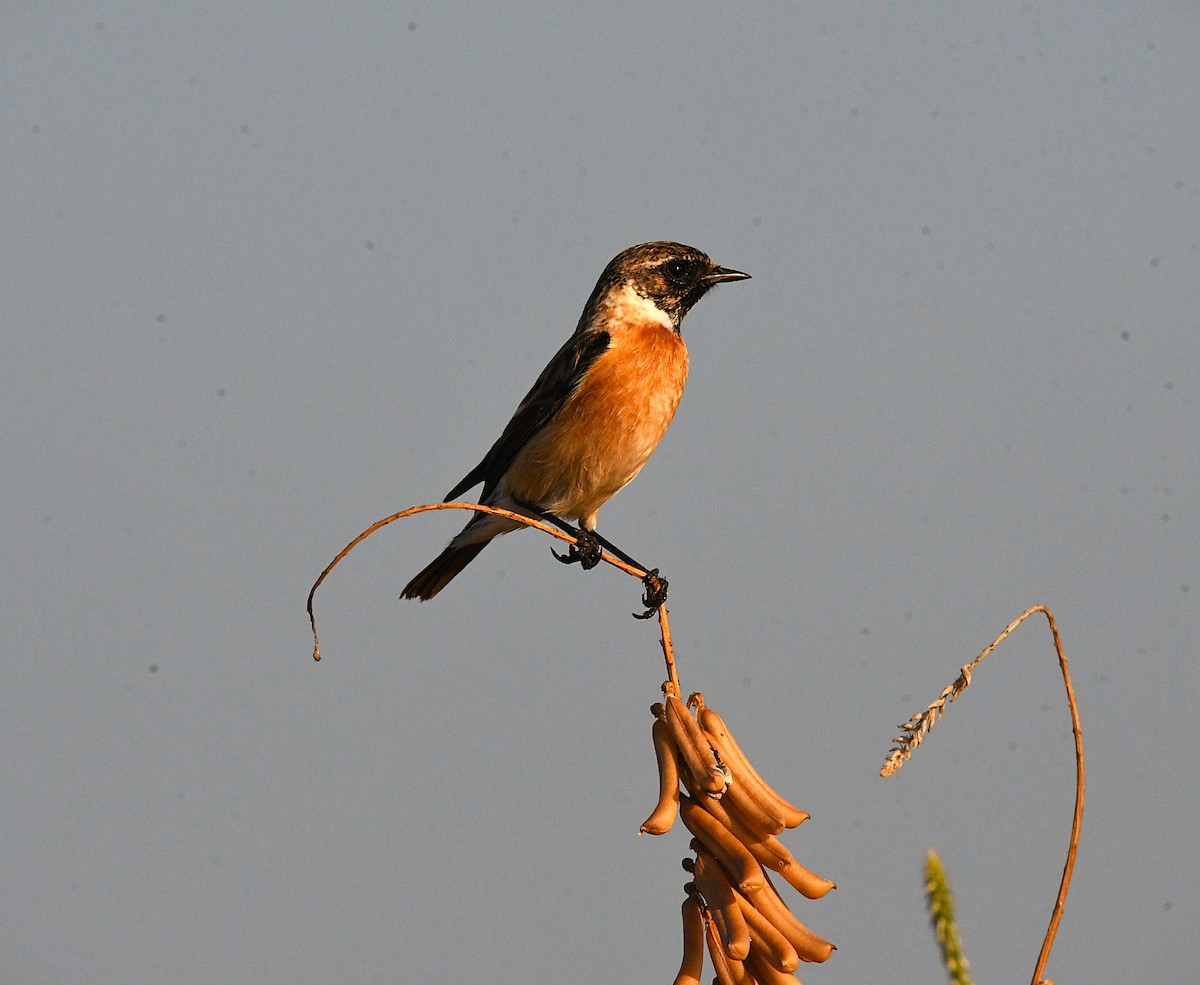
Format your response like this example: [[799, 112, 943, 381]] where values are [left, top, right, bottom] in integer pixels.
[[583, 530, 641, 569], [514, 499, 668, 614], [633, 568, 669, 619], [581, 531, 668, 614], [511, 500, 603, 570], [552, 524, 603, 570]]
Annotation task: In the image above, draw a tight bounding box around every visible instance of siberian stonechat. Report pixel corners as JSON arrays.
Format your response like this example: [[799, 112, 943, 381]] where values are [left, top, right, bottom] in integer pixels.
[[401, 241, 749, 602]]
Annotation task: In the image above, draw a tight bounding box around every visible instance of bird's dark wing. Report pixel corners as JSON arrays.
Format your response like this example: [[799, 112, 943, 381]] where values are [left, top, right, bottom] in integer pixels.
[[444, 329, 611, 501]]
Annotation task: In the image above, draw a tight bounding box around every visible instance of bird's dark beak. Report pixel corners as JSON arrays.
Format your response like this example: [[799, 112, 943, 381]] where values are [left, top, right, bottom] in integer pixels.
[[706, 266, 751, 284]]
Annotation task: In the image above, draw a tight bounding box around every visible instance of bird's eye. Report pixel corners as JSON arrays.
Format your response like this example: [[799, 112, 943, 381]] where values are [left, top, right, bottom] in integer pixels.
[[662, 259, 690, 283]]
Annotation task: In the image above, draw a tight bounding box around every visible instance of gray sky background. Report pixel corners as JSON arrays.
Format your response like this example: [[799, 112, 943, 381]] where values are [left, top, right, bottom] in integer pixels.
[[5, 3, 1198, 983]]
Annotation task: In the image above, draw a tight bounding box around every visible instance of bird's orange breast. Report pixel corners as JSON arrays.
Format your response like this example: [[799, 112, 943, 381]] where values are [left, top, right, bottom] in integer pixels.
[[505, 320, 689, 523]]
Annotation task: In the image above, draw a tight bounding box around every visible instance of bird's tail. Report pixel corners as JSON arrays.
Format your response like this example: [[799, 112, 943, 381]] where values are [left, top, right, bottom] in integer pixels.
[[401, 541, 489, 601]]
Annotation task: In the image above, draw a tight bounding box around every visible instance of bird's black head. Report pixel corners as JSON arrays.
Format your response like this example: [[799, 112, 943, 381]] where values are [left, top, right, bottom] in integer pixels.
[[582, 241, 751, 333]]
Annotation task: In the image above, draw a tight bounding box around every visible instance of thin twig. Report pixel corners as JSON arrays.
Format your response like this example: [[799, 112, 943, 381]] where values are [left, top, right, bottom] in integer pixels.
[[657, 606, 679, 696], [880, 605, 1083, 985], [306, 501, 652, 661]]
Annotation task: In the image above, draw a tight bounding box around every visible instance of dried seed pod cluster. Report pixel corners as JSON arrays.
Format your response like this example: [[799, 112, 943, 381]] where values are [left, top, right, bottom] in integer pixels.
[[641, 689, 835, 984]]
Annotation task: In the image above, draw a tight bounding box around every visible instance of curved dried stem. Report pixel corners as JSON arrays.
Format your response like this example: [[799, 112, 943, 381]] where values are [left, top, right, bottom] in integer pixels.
[[1030, 605, 1082, 985], [306, 501, 656, 661], [880, 605, 1083, 985]]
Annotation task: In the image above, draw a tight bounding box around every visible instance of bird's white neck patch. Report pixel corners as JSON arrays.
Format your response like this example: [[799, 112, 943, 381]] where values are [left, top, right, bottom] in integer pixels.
[[608, 283, 674, 331]]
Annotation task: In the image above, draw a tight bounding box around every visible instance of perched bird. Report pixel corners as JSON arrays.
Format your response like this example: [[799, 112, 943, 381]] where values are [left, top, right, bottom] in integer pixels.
[[401, 241, 750, 602]]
